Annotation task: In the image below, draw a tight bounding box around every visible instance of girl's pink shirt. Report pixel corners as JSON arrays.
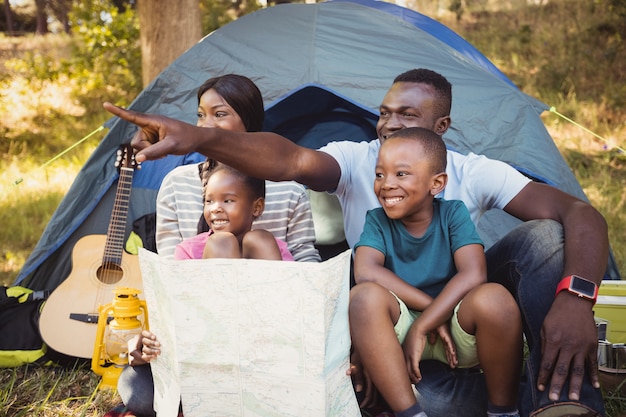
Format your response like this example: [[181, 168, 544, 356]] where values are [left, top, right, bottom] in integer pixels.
[[174, 230, 294, 261]]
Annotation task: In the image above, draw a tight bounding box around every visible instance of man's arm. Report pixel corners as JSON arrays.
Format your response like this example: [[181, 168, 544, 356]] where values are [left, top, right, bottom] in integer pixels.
[[504, 182, 609, 281], [503, 181, 608, 400], [103, 102, 342, 192]]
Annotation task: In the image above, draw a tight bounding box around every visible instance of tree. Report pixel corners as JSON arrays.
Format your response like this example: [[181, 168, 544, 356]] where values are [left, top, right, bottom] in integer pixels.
[[3, 0, 15, 34], [68, 1, 142, 110], [34, 0, 48, 34], [49, 0, 72, 33], [136, 0, 202, 87]]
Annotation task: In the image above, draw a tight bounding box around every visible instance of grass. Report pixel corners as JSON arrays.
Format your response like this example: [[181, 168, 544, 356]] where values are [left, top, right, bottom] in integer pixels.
[[0, 144, 100, 285], [1, 0, 625, 416], [0, 362, 119, 417]]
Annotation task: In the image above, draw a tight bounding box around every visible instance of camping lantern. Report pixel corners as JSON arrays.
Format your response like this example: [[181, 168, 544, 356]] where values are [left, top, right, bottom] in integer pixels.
[[91, 287, 149, 390]]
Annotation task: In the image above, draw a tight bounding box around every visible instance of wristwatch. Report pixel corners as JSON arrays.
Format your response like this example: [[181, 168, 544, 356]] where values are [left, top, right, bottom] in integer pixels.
[[555, 275, 598, 304]]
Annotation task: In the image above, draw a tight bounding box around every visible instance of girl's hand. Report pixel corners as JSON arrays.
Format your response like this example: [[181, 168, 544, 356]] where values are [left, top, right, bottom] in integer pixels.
[[346, 349, 379, 409], [128, 330, 161, 366]]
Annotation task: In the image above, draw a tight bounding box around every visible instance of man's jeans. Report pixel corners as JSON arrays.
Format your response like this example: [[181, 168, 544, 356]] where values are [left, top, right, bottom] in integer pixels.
[[415, 220, 605, 417]]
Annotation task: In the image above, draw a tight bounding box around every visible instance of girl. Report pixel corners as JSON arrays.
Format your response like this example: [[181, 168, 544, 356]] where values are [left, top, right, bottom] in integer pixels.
[[174, 163, 293, 261]]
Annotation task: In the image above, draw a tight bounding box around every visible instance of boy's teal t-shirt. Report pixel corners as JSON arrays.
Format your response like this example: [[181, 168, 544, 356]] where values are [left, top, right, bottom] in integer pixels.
[[355, 198, 483, 298]]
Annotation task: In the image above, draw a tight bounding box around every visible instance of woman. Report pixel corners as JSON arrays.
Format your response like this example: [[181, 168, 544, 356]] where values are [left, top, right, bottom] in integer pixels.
[[156, 74, 320, 262], [116, 74, 319, 417]]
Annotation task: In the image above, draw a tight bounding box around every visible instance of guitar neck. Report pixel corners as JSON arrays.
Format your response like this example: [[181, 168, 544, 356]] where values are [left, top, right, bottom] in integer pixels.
[[103, 166, 134, 265]]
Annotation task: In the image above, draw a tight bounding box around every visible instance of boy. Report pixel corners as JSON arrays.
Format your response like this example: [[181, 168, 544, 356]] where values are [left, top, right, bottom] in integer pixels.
[[349, 127, 522, 417]]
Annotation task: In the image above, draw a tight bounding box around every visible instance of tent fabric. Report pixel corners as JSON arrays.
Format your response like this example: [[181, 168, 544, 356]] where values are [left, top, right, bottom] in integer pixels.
[[15, 0, 620, 290], [332, 0, 517, 89]]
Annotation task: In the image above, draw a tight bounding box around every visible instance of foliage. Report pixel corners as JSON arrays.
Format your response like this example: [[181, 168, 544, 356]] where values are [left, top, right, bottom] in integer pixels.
[[200, 0, 261, 34], [68, 0, 141, 114], [451, 0, 626, 112], [0, 1, 140, 159]]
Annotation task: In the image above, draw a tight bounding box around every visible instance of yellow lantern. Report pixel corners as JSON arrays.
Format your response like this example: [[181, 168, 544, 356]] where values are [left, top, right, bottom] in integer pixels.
[[91, 287, 149, 390]]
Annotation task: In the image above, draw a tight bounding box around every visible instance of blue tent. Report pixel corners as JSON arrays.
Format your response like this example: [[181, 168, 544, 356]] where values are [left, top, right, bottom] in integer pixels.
[[16, 0, 620, 290]]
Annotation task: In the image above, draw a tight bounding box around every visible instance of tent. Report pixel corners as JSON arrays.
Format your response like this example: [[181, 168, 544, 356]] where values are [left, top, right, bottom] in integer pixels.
[[15, 0, 620, 290]]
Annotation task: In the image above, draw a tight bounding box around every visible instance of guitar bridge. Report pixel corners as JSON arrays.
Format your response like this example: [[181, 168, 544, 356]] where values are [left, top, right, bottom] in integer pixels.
[[69, 313, 100, 324], [68, 313, 115, 324]]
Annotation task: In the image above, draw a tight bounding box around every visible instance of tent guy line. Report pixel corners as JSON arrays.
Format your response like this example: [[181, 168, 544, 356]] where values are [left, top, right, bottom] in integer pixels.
[[548, 107, 625, 154], [12, 125, 105, 187]]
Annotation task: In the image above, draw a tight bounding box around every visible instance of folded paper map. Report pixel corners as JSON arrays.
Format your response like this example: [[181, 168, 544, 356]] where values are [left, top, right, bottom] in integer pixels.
[[138, 249, 360, 417]]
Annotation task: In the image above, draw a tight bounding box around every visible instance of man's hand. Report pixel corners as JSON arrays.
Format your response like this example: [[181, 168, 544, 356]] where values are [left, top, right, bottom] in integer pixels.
[[103, 102, 201, 162], [537, 294, 600, 401]]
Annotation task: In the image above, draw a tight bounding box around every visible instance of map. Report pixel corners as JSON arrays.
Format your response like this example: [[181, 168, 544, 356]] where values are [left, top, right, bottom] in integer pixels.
[[138, 249, 360, 417]]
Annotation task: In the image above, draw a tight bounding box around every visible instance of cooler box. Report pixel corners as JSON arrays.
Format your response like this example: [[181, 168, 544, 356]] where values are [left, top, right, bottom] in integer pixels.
[[593, 280, 626, 343]]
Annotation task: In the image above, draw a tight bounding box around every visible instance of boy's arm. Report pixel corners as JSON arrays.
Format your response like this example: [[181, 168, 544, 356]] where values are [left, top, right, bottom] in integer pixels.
[[354, 246, 433, 310], [402, 243, 486, 381], [410, 243, 486, 334]]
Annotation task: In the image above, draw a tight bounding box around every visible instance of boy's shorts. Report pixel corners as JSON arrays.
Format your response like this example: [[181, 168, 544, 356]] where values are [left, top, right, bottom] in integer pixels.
[[391, 291, 479, 368]]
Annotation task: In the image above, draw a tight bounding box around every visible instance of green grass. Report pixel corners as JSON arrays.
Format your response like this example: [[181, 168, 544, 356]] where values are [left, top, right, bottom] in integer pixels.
[[0, 144, 100, 287], [0, 362, 119, 417], [1, 0, 625, 416]]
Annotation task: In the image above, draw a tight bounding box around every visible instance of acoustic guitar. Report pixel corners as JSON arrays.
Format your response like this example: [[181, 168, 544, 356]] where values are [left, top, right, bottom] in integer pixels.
[[39, 145, 144, 359]]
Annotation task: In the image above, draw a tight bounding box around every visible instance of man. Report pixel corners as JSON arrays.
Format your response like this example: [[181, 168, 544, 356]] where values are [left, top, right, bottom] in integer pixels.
[[104, 68, 608, 417]]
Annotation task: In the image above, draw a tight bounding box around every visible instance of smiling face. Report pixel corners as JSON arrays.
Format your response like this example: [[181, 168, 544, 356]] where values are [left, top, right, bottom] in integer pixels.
[[376, 82, 451, 143], [203, 169, 264, 241], [374, 136, 447, 225], [196, 88, 247, 132]]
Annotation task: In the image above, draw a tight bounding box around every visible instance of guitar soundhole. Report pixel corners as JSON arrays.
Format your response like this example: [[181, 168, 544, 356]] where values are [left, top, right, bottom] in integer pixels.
[[97, 263, 124, 285]]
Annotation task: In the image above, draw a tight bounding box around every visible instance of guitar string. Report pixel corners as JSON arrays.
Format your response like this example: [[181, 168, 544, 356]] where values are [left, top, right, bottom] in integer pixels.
[[95, 147, 135, 313]]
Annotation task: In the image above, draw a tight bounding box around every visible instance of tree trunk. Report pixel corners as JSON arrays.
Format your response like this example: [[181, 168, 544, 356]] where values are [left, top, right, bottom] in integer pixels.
[[4, 0, 14, 35], [136, 0, 202, 87], [34, 0, 49, 35], [49, 0, 72, 34]]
